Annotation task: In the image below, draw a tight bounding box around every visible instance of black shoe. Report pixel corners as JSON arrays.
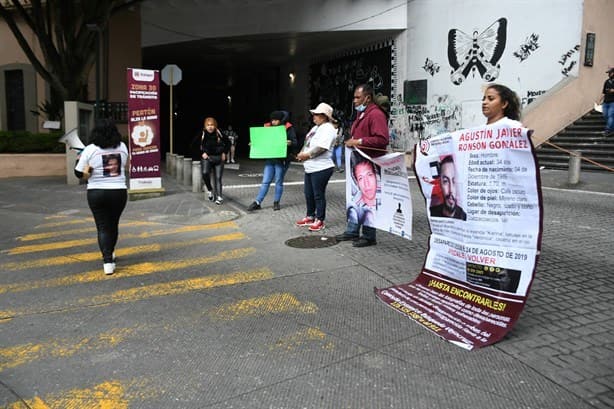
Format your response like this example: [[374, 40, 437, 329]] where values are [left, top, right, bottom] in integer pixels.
[[335, 233, 358, 241], [338, 167, 344, 173], [273, 201, 280, 211], [247, 201, 261, 211], [352, 238, 377, 247]]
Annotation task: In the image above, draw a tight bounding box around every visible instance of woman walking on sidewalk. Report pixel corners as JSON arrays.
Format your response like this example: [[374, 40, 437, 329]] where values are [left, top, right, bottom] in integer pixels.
[[200, 117, 230, 205], [295, 103, 337, 232], [74, 119, 128, 275]]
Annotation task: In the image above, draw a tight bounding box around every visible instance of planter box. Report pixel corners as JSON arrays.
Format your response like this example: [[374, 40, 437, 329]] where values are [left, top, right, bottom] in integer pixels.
[[0, 153, 66, 178]]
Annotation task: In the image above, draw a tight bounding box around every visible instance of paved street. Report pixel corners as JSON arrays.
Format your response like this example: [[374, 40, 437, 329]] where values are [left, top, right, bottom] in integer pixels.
[[0, 162, 613, 408]]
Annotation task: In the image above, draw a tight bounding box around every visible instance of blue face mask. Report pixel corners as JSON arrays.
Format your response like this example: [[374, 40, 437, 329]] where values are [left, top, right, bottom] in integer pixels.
[[355, 104, 367, 112]]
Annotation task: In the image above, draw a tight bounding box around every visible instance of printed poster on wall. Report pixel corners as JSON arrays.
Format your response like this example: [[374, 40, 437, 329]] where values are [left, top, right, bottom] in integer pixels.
[[345, 149, 412, 240], [375, 119, 543, 349], [127, 68, 162, 191]]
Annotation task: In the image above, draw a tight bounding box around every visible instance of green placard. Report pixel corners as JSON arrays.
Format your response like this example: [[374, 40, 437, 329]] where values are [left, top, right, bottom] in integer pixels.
[[249, 126, 287, 159]]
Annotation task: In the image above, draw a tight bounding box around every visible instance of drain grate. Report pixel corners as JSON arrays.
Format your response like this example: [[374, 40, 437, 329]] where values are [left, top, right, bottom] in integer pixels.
[[285, 235, 338, 248]]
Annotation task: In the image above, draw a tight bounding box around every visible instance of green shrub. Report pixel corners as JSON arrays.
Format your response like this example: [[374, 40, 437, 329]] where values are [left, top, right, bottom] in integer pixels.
[[0, 131, 65, 153]]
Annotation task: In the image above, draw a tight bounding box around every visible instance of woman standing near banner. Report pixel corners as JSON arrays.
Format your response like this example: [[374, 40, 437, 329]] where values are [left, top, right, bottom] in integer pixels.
[[200, 117, 230, 205], [74, 119, 128, 275], [482, 84, 522, 126], [295, 102, 337, 232]]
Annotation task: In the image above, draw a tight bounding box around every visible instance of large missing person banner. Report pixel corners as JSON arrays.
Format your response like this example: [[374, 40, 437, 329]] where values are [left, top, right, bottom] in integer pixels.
[[344, 149, 412, 240], [375, 119, 543, 349], [127, 68, 162, 191]]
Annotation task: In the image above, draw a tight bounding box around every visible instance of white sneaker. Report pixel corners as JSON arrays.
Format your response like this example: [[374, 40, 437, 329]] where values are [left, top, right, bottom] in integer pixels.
[[103, 262, 116, 275], [215, 196, 223, 205]]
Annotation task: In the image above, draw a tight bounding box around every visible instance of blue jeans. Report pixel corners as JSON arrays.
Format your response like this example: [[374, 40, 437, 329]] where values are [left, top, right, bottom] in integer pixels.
[[333, 145, 343, 168], [344, 220, 376, 241], [256, 160, 288, 203], [603, 102, 614, 132], [303, 167, 334, 221], [87, 189, 127, 263]]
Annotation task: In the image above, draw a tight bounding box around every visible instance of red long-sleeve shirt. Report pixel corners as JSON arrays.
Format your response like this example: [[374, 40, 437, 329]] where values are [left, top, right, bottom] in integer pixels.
[[350, 104, 389, 157]]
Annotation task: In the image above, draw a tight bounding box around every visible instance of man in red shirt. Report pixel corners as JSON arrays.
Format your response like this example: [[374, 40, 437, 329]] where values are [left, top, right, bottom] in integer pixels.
[[336, 84, 389, 247]]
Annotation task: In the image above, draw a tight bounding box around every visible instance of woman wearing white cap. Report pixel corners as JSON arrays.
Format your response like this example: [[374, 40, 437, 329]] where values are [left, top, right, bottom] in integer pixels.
[[295, 102, 337, 231]]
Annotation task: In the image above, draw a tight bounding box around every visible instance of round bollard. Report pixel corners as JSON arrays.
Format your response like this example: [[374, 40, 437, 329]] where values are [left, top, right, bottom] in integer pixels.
[[183, 158, 192, 185], [192, 161, 202, 193], [169, 154, 177, 176], [175, 155, 184, 182], [568, 150, 581, 185], [165, 152, 171, 173]]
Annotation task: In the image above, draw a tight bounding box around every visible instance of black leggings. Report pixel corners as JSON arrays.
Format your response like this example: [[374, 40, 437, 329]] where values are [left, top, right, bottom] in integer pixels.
[[87, 189, 127, 263], [202, 159, 224, 197]]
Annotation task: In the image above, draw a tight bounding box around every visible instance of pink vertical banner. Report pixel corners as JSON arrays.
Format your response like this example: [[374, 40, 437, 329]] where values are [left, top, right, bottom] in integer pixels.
[[127, 68, 162, 191]]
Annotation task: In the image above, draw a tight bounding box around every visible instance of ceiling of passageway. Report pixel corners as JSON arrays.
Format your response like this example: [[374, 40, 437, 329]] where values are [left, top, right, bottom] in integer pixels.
[[142, 30, 401, 67]]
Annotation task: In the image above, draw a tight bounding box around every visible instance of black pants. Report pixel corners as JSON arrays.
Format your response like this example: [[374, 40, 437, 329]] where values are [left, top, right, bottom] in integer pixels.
[[202, 158, 224, 197], [87, 189, 127, 263]]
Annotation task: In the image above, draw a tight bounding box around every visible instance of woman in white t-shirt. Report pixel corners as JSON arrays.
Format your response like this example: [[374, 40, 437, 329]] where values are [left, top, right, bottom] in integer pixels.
[[295, 102, 337, 232], [74, 119, 128, 275]]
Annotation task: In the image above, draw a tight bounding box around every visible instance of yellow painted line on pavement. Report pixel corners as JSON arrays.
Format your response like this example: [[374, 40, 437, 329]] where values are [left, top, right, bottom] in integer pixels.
[[85, 268, 273, 305], [5, 221, 239, 255], [208, 292, 318, 320], [1, 231, 246, 271], [4, 379, 156, 409], [271, 327, 334, 351], [0, 328, 136, 371], [35, 218, 93, 229], [18, 221, 158, 242], [0, 268, 273, 320], [0, 247, 255, 294]]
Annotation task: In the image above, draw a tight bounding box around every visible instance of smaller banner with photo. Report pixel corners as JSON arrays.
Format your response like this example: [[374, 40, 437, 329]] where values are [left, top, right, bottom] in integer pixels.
[[345, 149, 412, 240]]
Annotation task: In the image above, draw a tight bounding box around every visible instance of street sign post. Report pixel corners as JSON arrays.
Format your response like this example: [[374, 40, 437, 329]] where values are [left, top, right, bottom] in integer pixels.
[[161, 64, 182, 154]]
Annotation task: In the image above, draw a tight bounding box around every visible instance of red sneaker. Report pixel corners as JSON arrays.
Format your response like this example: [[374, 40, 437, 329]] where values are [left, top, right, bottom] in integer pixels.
[[295, 216, 315, 226], [308, 219, 325, 232]]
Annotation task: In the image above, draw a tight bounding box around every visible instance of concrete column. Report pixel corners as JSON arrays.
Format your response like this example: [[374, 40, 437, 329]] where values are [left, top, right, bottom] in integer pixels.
[[165, 152, 171, 173], [192, 160, 202, 193], [169, 154, 176, 176], [175, 155, 184, 182], [183, 157, 192, 185], [568, 150, 581, 185]]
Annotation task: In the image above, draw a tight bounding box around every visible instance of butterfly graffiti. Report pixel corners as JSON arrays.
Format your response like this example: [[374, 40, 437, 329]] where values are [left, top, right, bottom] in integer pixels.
[[447, 18, 507, 85]]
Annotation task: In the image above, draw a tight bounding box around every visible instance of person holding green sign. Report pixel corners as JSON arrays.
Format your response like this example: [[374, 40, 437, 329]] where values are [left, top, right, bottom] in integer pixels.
[[247, 111, 297, 211]]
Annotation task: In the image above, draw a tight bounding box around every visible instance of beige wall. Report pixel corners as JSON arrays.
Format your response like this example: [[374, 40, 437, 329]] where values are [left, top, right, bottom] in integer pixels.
[[524, 0, 614, 145], [0, 154, 65, 178]]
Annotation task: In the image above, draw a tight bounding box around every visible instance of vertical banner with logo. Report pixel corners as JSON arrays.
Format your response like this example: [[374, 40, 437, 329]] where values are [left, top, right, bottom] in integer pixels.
[[127, 68, 162, 191], [375, 119, 543, 349]]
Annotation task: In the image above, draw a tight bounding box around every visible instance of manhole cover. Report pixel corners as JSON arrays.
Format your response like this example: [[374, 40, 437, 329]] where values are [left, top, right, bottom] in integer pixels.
[[285, 235, 338, 248]]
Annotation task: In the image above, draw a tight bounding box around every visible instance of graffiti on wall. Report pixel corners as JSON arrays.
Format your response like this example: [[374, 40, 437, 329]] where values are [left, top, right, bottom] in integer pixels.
[[422, 58, 441, 76], [391, 93, 463, 151], [559, 44, 580, 77], [521, 89, 547, 107], [514, 33, 540, 62], [310, 46, 392, 119], [447, 17, 507, 85]]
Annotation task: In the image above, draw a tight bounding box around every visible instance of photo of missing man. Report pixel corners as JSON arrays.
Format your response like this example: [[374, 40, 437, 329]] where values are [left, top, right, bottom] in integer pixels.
[[348, 150, 381, 227], [103, 153, 121, 177], [428, 155, 466, 221]]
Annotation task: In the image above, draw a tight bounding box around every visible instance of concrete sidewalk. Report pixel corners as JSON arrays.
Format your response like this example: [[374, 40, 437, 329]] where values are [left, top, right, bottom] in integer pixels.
[[0, 164, 612, 408]]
